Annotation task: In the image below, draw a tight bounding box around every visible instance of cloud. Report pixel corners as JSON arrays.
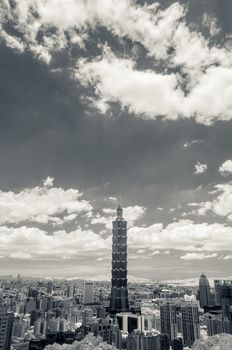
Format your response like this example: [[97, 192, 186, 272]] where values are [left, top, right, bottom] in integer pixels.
[[1, 1, 232, 124], [193, 182, 232, 221], [0, 225, 110, 260], [149, 250, 160, 256], [219, 160, 232, 175], [93, 205, 145, 229], [0, 177, 92, 225], [180, 252, 217, 260], [136, 249, 146, 254], [202, 13, 221, 37], [222, 255, 232, 261], [194, 161, 208, 175], [128, 220, 232, 252], [76, 48, 232, 125]]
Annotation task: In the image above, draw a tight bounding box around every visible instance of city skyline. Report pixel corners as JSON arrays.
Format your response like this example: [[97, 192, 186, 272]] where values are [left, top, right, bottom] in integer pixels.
[[0, 0, 232, 279]]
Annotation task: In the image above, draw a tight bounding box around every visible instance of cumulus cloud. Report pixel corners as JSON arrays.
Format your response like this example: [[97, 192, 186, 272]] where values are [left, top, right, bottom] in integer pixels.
[[180, 252, 217, 260], [0, 225, 110, 260], [1, 0, 232, 124], [194, 161, 208, 175], [128, 220, 232, 252], [193, 182, 232, 221], [0, 177, 92, 226], [219, 160, 232, 175]]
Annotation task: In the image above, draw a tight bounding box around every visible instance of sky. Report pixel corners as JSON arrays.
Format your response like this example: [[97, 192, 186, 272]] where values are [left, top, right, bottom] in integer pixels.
[[0, 0, 232, 281]]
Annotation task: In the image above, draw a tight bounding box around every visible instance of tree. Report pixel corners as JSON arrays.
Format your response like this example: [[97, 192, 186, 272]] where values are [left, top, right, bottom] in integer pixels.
[[45, 334, 117, 350], [192, 334, 232, 350]]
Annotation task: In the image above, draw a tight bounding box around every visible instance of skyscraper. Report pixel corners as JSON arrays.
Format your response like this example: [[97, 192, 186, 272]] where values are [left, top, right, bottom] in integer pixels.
[[109, 206, 129, 314], [84, 282, 94, 304], [199, 273, 211, 308], [0, 307, 14, 350]]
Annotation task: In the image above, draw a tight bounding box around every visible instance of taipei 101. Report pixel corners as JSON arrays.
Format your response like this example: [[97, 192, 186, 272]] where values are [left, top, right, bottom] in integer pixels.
[[1, 0, 232, 349]]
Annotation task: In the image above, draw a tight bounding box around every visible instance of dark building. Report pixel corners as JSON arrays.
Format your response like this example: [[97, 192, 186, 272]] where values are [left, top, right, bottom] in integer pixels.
[[198, 273, 211, 308], [214, 280, 232, 320], [109, 206, 129, 314], [171, 338, 183, 350], [160, 334, 170, 350], [0, 307, 14, 350]]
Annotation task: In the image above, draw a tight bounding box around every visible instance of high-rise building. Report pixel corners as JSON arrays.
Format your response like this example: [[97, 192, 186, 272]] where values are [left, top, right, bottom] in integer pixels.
[[180, 303, 200, 347], [199, 273, 211, 308], [204, 313, 232, 336], [214, 280, 232, 320], [109, 206, 129, 314], [67, 284, 74, 298], [47, 282, 53, 295], [127, 330, 161, 350], [83, 282, 94, 304], [160, 301, 199, 348], [0, 307, 14, 350], [160, 302, 179, 341]]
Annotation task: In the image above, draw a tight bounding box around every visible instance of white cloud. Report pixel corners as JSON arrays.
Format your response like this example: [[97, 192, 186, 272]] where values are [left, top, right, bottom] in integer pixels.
[[149, 250, 160, 256], [219, 160, 232, 175], [0, 177, 92, 225], [128, 220, 232, 252], [222, 255, 232, 261], [194, 161, 208, 175], [0, 225, 110, 260], [180, 252, 217, 260], [136, 249, 146, 254], [194, 182, 232, 221], [202, 13, 221, 37]]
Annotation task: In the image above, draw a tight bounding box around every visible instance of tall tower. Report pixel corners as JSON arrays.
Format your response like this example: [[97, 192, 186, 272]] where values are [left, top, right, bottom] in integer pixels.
[[199, 273, 211, 308], [110, 206, 129, 314]]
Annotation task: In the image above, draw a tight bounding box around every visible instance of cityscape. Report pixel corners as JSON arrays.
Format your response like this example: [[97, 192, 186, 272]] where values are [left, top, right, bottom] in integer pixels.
[[0, 206, 231, 349], [1, 0, 232, 349]]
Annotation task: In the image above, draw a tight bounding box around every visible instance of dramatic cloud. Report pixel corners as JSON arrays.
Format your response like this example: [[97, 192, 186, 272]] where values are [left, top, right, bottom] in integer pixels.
[[219, 160, 232, 175], [194, 161, 208, 175], [1, 0, 232, 124], [0, 177, 92, 225]]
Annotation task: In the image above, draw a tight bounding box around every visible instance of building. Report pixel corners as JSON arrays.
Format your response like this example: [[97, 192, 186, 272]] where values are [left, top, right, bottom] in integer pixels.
[[109, 206, 129, 314], [127, 330, 161, 350], [117, 313, 152, 333], [0, 307, 14, 350], [160, 302, 179, 341], [47, 282, 53, 295], [180, 303, 199, 347], [214, 280, 232, 320], [171, 338, 183, 350], [67, 285, 74, 298], [83, 282, 94, 304], [160, 301, 199, 347], [199, 273, 211, 308], [204, 313, 232, 336]]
